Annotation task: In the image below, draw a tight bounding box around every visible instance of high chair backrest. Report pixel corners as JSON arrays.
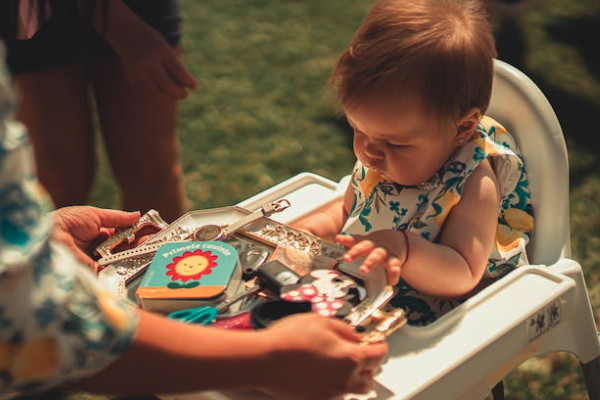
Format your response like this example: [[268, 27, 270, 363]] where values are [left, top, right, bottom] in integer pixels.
[[487, 59, 570, 265]]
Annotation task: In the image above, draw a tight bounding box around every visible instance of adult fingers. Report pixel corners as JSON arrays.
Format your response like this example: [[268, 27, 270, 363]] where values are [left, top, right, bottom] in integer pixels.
[[96, 209, 141, 229], [360, 341, 388, 369], [86, 230, 112, 255], [166, 56, 198, 90], [59, 235, 96, 268], [320, 315, 362, 342], [153, 64, 187, 99], [346, 342, 388, 394], [98, 227, 114, 237], [346, 373, 375, 396], [73, 247, 95, 267]]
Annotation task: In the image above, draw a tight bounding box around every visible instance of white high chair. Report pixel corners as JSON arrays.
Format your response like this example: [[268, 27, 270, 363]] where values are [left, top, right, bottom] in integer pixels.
[[161, 59, 600, 399]]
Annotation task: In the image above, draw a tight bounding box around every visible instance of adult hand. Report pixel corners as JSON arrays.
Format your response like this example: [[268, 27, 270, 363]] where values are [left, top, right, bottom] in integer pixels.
[[114, 26, 198, 99], [51, 206, 140, 270], [336, 229, 407, 286], [94, 0, 197, 99], [258, 313, 388, 400]]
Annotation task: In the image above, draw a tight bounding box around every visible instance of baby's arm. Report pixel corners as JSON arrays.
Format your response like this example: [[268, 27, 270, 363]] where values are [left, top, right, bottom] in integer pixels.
[[339, 160, 500, 298], [290, 182, 353, 241]]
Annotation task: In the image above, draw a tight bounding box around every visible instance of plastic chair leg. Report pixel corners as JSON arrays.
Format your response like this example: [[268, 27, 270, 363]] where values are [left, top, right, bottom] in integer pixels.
[[582, 356, 600, 400], [491, 381, 505, 400]]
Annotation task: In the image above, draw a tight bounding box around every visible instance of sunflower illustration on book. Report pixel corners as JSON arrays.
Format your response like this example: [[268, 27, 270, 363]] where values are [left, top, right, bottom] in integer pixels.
[[166, 249, 218, 287]]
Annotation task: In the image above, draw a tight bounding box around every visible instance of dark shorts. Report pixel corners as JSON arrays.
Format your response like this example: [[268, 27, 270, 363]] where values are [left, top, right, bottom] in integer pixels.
[[2, 0, 182, 74]]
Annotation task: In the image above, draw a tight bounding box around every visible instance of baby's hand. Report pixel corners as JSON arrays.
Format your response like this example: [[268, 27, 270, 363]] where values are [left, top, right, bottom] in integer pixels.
[[335, 230, 408, 286]]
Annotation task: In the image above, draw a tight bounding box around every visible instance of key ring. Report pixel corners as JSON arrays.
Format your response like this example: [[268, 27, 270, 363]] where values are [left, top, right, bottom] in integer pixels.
[[262, 198, 291, 215]]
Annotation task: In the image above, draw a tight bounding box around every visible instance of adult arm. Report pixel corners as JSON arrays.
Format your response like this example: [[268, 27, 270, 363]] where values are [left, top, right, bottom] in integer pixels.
[[72, 311, 387, 400], [48, 205, 387, 399], [91, 0, 197, 99]]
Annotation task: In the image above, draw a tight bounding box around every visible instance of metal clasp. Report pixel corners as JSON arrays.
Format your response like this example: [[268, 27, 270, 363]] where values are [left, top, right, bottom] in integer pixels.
[[261, 199, 291, 216], [359, 308, 408, 344], [93, 209, 168, 259]]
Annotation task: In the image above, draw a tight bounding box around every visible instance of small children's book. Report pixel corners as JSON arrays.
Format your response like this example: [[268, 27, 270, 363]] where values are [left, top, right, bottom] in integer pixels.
[[136, 241, 241, 314]]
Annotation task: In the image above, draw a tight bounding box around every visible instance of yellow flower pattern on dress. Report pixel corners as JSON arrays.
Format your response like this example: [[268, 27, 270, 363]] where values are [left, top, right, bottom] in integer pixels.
[[503, 208, 534, 233], [497, 224, 527, 252], [431, 190, 460, 227], [359, 169, 383, 200]]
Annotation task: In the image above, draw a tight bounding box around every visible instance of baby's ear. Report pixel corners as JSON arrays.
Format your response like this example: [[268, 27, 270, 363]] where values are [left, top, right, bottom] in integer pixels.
[[455, 108, 481, 145]]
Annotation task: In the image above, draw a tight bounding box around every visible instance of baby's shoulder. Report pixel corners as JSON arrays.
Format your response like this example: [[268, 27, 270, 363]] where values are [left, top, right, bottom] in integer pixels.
[[478, 115, 520, 151], [479, 115, 509, 135]]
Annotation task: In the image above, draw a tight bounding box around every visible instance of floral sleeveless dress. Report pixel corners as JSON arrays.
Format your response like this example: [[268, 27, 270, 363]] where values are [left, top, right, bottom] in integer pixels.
[[342, 116, 534, 326]]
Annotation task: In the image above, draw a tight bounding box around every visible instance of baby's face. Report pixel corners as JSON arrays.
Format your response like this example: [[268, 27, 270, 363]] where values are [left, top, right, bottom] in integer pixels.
[[345, 97, 459, 186]]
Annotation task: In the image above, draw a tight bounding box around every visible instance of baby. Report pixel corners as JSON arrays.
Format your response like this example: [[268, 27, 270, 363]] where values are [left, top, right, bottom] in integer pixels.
[[293, 0, 534, 326]]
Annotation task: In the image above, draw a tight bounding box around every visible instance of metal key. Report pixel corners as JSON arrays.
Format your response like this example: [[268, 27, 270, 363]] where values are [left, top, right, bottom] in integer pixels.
[[94, 209, 168, 259]]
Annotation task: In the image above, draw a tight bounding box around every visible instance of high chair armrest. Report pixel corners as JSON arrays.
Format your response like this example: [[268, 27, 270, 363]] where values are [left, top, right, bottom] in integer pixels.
[[374, 262, 578, 400]]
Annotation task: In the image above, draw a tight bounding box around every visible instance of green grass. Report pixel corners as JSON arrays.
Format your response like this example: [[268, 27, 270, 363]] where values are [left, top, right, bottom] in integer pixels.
[[87, 0, 600, 399]]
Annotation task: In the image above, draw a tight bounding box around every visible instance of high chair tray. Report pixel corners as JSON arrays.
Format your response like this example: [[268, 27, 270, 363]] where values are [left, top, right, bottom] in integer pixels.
[[97, 201, 395, 330], [157, 263, 576, 400]]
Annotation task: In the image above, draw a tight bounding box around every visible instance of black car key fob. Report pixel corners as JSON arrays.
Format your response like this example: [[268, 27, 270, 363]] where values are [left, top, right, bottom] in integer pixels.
[[255, 260, 301, 294]]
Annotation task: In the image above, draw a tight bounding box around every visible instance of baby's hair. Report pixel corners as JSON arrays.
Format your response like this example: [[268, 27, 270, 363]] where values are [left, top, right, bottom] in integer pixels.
[[330, 0, 497, 122]]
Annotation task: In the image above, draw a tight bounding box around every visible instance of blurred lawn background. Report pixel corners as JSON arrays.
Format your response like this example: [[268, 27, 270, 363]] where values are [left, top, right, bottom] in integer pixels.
[[86, 0, 600, 399]]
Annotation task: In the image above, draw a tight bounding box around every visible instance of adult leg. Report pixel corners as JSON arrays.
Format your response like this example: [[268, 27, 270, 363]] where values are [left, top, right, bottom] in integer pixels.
[[91, 54, 187, 223], [13, 64, 96, 207]]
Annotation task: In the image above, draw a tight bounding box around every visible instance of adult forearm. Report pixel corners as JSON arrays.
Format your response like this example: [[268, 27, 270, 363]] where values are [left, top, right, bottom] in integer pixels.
[[71, 310, 270, 396]]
